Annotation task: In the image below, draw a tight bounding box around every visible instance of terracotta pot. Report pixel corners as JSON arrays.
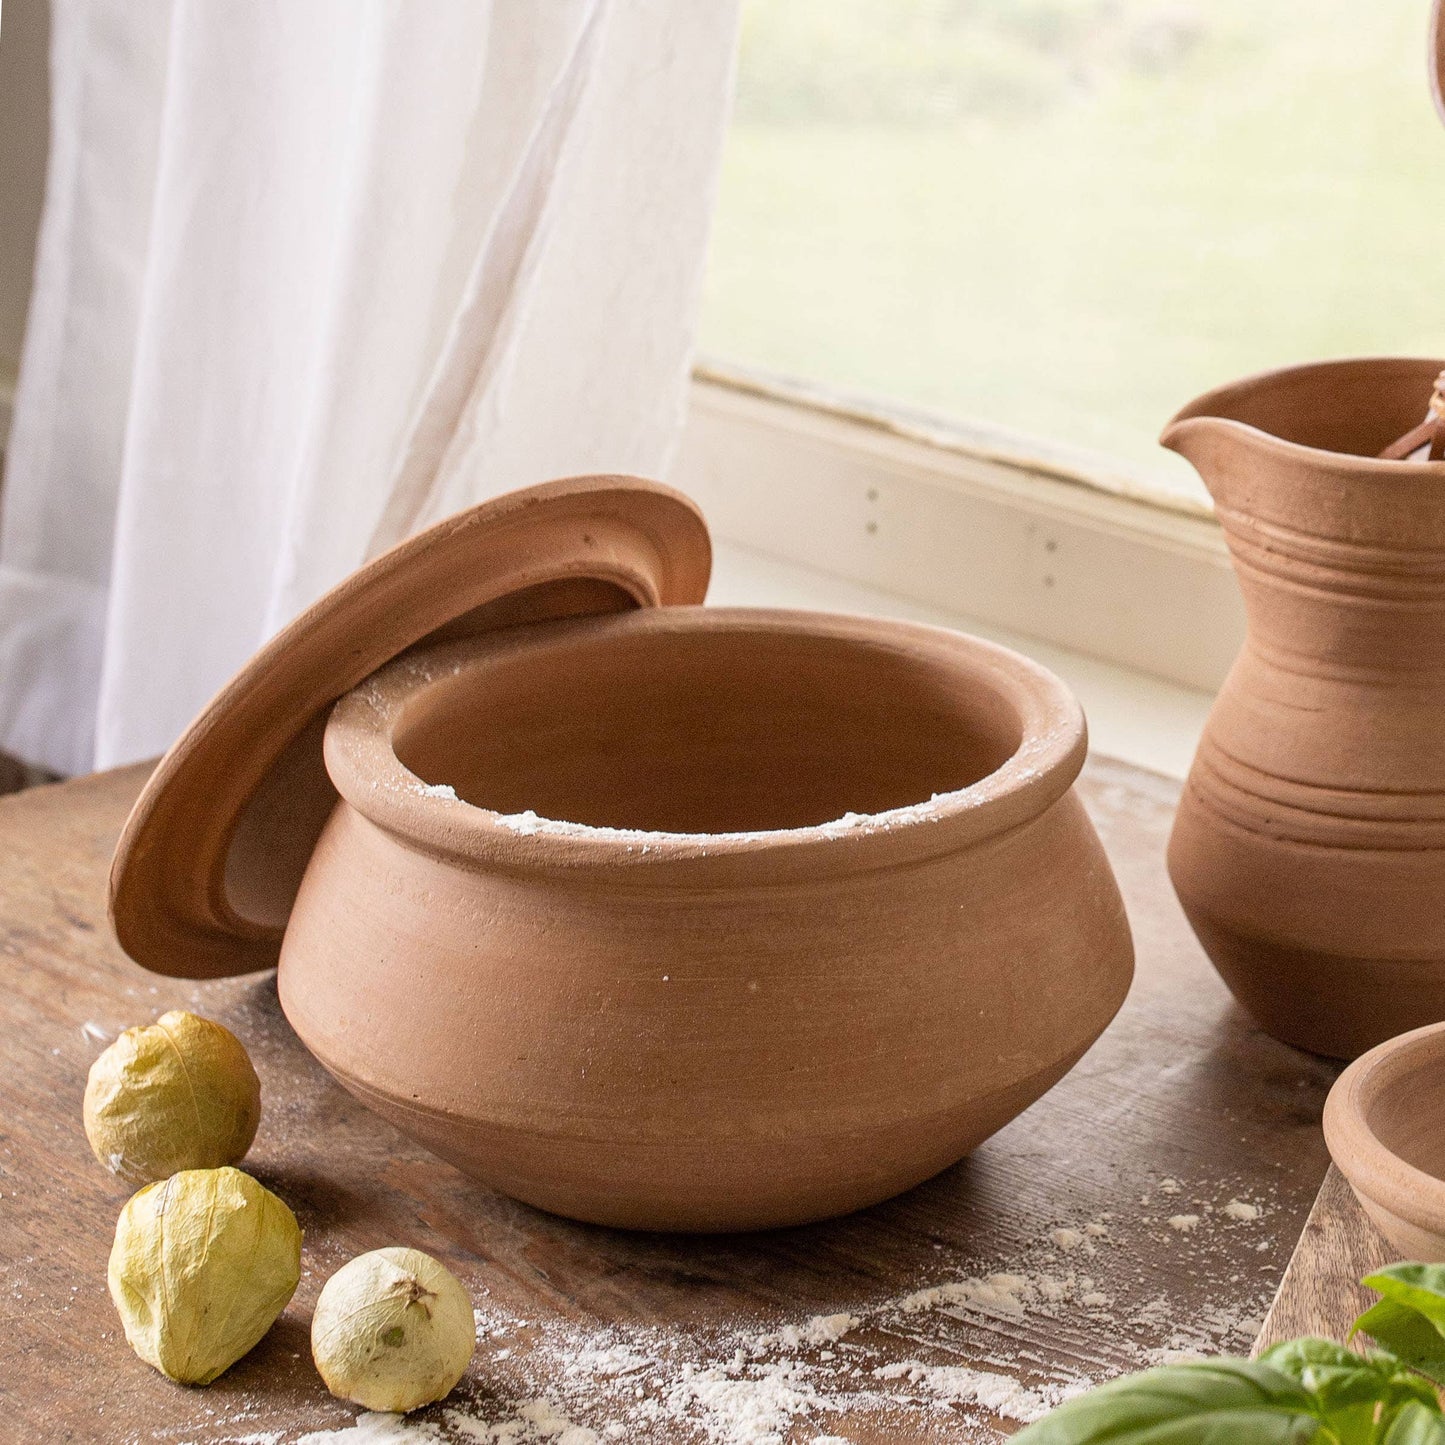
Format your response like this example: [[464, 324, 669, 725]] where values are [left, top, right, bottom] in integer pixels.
[[1324, 1020, 1445, 1262], [1164, 358, 1445, 1060], [277, 606, 1133, 1231]]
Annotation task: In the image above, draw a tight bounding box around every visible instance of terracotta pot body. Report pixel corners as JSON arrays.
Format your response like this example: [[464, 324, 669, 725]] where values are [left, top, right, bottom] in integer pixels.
[[278, 606, 1133, 1231], [1325, 1021, 1445, 1262], [1164, 358, 1445, 1060]]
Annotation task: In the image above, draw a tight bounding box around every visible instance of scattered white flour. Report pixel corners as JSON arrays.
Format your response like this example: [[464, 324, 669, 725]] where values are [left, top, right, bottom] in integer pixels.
[[566, 1347, 656, 1378], [1131, 1289, 1267, 1368], [896, 1274, 1030, 1319], [247, 1179, 1281, 1445], [667, 1359, 830, 1444], [750, 1312, 858, 1352], [469, 795, 961, 847], [448, 1398, 599, 1444], [297, 1417, 442, 1444], [416, 782, 459, 801], [873, 1360, 1057, 1423], [494, 809, 543, 835], [1158, 1178, 1182, 1196]]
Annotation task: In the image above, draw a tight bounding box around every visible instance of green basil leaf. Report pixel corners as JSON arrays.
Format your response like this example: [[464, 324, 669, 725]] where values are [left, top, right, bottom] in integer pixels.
[[1340, 1382, 1445, 1445], [1355, 1302, 1445, 1385], [1264, 1338, 1440, 1415], [1354, 1266, 1445, 1387], [1382, 1400, 1445, 1445], [1359, 1266, 1445, 1335], [1379, 1368, 1445, 1417], [1263, 1339, 1377, 1372], [1263, 1338, 1391, 1406], [1259, 1338, 1394, 1444], [1367, 1268, 1445, 1305], [1011, 1359, 1324, 1443]]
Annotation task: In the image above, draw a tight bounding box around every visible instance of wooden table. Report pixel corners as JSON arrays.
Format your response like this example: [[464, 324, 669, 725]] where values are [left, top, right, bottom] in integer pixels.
[[1254, 1167, 1393, 1354], [0, 759, 1340, 1444]]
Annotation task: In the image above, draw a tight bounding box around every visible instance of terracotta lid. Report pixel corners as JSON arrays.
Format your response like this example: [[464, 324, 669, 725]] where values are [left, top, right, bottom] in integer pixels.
[[109, 475, 711, 980]]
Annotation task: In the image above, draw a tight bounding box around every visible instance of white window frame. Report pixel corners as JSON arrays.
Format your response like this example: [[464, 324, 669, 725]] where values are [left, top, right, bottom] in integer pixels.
[[673, 359, 1243, 696]]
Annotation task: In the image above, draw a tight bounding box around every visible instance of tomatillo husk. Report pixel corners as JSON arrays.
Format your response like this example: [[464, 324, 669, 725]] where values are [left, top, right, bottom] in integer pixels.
[[84, 1010, 261, 1185], [311, 1247, 475, 1412], [108, 1166, 301, 1385]]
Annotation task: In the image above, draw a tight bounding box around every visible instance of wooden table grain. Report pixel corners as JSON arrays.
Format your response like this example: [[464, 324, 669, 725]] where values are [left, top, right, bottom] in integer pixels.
[[0, 758, 1340, 1443], [1253, 1166, 1394, 1354]]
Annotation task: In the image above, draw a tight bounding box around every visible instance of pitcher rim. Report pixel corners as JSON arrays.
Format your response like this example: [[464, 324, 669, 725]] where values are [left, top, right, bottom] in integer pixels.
[[1161, 355, 1445, 475]]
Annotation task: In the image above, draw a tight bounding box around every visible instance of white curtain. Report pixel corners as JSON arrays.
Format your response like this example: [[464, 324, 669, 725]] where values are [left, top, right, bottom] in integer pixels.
[[0, 0, 738, 776]]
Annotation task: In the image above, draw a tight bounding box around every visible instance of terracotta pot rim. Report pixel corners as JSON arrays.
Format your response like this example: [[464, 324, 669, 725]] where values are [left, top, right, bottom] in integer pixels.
[[324, 606, 1087, 877], [1324, 1019, 1445, 1238], [1161, 355, 1445, 476]]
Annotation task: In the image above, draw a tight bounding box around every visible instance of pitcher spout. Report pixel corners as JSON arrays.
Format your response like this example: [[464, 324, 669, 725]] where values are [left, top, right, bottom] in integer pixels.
[[1158, 411, 1257, 507], [1162, 356, 1445, 509]]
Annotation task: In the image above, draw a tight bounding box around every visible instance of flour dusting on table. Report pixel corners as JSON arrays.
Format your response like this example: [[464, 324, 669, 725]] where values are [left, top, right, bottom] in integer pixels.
[[230, 1174, 1277, 1445]]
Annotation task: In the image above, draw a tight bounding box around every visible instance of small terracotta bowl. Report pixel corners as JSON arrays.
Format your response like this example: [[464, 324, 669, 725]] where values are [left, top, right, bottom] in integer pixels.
[[277, 606, 1134, 1231], [1325, 1021, 1445, 1261]]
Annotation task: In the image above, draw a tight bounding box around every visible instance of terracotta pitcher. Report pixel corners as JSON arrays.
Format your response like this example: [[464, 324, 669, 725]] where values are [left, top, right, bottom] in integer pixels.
[[1164, 357, 1445, 1059]]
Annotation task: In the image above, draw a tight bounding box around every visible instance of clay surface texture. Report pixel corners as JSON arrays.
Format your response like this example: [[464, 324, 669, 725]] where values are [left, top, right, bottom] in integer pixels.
[[1164, 357, 1445, 1059], [279, 606, 1135, 1231], [1324, 1021, 1445, 1262]]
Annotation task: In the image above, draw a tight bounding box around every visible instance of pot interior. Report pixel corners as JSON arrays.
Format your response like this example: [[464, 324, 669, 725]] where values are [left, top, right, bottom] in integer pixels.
[[1364, 1042, 1445, 1183], [392, 618, 1023, 834]]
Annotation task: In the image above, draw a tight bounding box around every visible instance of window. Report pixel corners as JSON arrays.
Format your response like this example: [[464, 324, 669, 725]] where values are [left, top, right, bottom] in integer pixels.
[[699, 0, 1445, 506]]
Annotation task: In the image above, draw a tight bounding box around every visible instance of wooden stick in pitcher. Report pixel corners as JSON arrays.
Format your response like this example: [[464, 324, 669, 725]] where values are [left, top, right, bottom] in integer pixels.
[[1378, 370, 1445, 461]]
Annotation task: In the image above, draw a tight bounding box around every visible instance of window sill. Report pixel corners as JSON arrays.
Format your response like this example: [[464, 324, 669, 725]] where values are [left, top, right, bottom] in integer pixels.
[[672, 362, 1242, 702]]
